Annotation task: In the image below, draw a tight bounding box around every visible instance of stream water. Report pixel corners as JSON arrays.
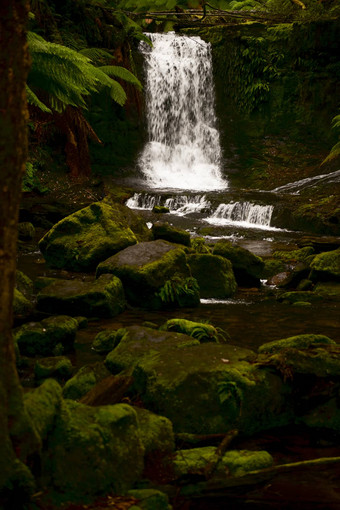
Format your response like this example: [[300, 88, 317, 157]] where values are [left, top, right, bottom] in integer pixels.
[[18, 31, 340, 509]]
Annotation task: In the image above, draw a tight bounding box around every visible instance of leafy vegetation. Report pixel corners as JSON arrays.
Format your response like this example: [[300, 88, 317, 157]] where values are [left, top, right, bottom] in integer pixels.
[[157, 276, 200, 306]]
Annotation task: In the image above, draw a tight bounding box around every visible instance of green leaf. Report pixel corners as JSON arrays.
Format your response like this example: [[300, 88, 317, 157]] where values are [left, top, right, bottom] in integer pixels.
[[26, 85, 52, 113]]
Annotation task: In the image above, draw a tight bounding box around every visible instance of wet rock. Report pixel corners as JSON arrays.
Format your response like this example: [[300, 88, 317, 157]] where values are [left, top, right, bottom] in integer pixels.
[[105, 326, 291, 435], [127, 489, 171, 510], [299, 398, 340, 432], [187, 253, 237, 298], [133, 407, 175, 456], [152, 205, 170, 214], [273, 246, 315, 263], [42, 400, 144, 497], [34, 356, 73, 381], [277, 290, 323, 304], [314, 281, 340, 297], [15, 315, 78, 356], [80, 374, 134, 406], [258, 334, 336, 354], [37, 274, 125, 318], [91, 328, 122, 354], [297, 236, 340, 253], [18, 222, 35, 241], [160, 318, 224, 343], [296, 278, 313, 291], [309, 248, 340, 281], [63, 361, 111, 400], [13, 289, 34, 319], [172, 447, 273, 478], [267, 262, 310, 289], [152, 221, 191, 246], [16, 271, 34, 298], [213, 241, 264, 287], [39, 201, 150, 271], [96, 240, 192, 309]]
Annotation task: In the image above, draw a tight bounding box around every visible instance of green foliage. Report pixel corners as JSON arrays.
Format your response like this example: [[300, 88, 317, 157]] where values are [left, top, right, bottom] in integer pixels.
[[27, 31, 141, 113], [191, 237, 211, 253], [157, 276, 200, 306], [218, 380, 243, 406], [22, 162, 48, 193], [162, 317, 229, 343], [323, 114, 340, 164]]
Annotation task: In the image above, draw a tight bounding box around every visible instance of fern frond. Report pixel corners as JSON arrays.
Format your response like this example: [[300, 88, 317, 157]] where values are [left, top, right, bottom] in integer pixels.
[[99, 65, 142, 90], [78, 47, 115, 62], [26, 85, 52, 113], [109, 80, 127, 106]]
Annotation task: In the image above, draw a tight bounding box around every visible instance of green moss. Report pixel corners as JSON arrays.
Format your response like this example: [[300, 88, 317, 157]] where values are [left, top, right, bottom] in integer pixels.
[[13, 289, 33, 317], [298, 398, 340, 432], [188, 253, 237, 298], [160, 318, 223, 343], [310, 248, 340, 280], [96, 240, 192, 309], [213, 241, 264, 285], [127, 489, 171, 510], [152, 222, 191, 247], [24, 379, 63, 440], [273, 246, 315, 262], [39, 201, 149, 271], [14, 315, 78, 356], [63, 362, 111, 400], [91, 329, 121, 354], [173, 446, 273, 478], [277, 291, 323, 304], [133, 407, 175, 455], [37, 274, 126, 318], [34, 356, 73, 381], [15, 271, 34, 297], [152, 205, 170, 214], [18, 222, 35, 240], [314, 282, 340, 297], [258, 334, 336, 354], [42, 401, 145, 498]]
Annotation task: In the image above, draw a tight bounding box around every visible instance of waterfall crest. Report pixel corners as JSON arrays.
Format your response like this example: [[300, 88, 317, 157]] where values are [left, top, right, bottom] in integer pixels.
[[139, 32, 226, 191]]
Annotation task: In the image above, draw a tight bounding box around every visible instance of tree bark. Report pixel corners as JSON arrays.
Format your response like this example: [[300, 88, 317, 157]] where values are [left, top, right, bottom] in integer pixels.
[[0, 0, 36, 496]]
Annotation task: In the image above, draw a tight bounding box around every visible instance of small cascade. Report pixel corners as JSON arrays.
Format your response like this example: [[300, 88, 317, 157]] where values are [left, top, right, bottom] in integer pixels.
[[205, 201, 275, 230], [125, 193, 161, 210], [138, 32, 226, 191], [272, 169, 340, 194]]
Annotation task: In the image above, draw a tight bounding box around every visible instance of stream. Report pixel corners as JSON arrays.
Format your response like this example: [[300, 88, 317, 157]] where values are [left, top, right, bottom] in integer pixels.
[[17, 31, 340, 509]]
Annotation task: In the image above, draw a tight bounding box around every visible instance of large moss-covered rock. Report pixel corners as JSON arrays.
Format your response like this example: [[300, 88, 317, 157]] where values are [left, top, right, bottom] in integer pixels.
[[309, 248, 340, 281], [63, 362, 111, 400], [24, 379, 63, 441], [42, 400, 144, 498], [105, 326, 292, 435], [127, 489, 171, 510], [134, 407, 175, 456], [173, 446, 273, 478], [160, 318, 223, 343], [13, 289, 33, 318], [14, 315, 78, 356], [152, 221, 191, 246], [37, 274, 125, 318], [212, 241, 264, 286], [18, 221, 35, 241], [96, 240, 192, 308], [187, 253, 237, 298], [277, 290, 323, 304], [258, 334, 336, 354], [39, 201, 150, 271], [34, 356, 73, 381], [91, 328, 122, 354]]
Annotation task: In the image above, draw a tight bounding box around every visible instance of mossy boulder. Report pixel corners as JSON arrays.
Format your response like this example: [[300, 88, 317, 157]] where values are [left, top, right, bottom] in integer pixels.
[[18, 221, 35, 240], [160, 318, 222, 343], [13, 289, 34, 318], [298, 398, 340, 432], [134, 407, 175, 456], [172, 447, 273, 478], [127, 489, 171, 510], [24, 379, 63, 441], [14, 315, 78, 356], [314, 282, 340, 297], [152, 221, 191, 246], [273, 247, 315, 263], [39, 201, 150, 271], [105, 326, 292, 435], [152, 205, 170, 214], [309, 248, 340, 281], [187, 253, 237, 298], [42, 400, 144, 498], [96, 240, 192, 308], [16, 271, 34, 298], [62, 361, 111, 400], [34, 356, 73, 381], [212, 241, 264, 286], [91, 328, 122, 354], [37, 274, 125, 318], [277, 290, 323, 304], [258, 334, 336, 354]]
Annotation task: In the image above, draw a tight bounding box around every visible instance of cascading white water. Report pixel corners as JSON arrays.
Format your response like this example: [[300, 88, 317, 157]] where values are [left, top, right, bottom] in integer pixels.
[[204, 201, 276, 230], [139, 32, 226, 191], [125, 193, 161, 210], [126, 192, 211, 214]]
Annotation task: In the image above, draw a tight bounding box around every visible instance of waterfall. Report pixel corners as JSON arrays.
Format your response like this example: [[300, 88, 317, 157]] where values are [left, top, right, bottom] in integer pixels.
[[139, 32, 226, 191], [126, 192, 211, 214], [204, 202, 276, 230]]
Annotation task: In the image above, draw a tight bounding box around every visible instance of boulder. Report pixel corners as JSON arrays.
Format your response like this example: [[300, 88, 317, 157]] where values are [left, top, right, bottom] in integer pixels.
[[13, 289, 34, 318], [212, 241, 264, 286], [127, 489, 171, 510], [152, 221, 191, 246], [42, 400, 145, 497], [91, 328, 123, 354], [105, 326, 292, 435], [18, 222, 35, 241], [39, 201, 150, 271], [258, 334, 336, 354], [309, 248, 340, 281], [34, 356, 73, 381], [14, 315, 78, 356], [277, 291, 323, 304], [187, 253, 237, 298], [37, 274, 125, 318], [133, 407, 175, 457], [63, 362, 111, 400], [160, 318, 224, 343], [96, 240, 192, 308]]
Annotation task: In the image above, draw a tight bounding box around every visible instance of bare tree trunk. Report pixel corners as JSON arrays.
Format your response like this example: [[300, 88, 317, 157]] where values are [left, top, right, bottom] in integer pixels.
[[0, 0, 37, 497]]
